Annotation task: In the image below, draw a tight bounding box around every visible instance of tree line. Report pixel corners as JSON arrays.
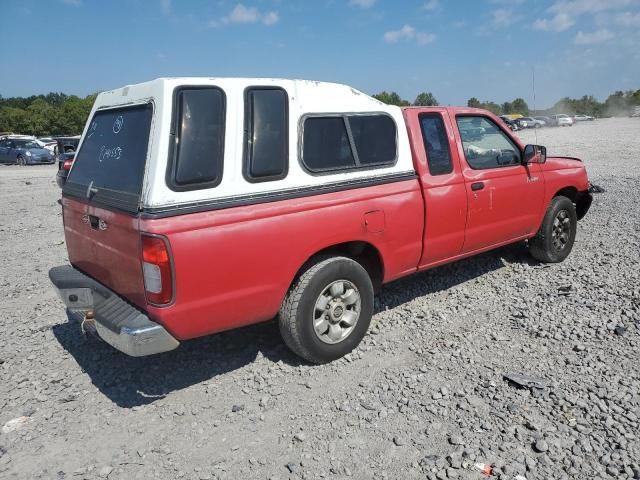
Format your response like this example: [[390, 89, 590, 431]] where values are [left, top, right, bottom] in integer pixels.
[[1, 87, 638, 137], [0, 93, 96, 136], [373, 89, 640, 117]]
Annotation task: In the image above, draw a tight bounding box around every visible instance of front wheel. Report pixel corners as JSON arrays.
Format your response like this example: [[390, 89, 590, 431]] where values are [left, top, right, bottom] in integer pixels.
[[529, 196, 577, 263], [279, 256, 374, 364], [17, 155, 26, 166]]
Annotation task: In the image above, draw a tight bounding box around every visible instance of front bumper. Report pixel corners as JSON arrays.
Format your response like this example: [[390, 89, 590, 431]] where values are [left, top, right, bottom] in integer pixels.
[[49, 265, 179, 357]]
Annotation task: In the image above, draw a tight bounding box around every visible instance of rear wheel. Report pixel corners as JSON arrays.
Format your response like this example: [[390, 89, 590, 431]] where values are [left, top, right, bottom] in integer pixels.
[[529, 196, 577, 263], [17, 155, 26, 166], [279, 256, 374, 364]]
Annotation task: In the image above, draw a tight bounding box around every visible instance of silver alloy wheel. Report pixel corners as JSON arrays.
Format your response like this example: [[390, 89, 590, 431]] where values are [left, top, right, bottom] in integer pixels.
[[313, 279, 361, 345], [552, 209, 571, 251]]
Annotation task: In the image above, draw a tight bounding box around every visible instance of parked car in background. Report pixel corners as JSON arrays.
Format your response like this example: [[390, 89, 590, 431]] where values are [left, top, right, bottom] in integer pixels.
[[56, 152, 75, 187], [573, 114, 594, 122], [551, 114, 574, 127], [534, 116, 551, 127], [0, 137, 55, 165], [499, 115, 519, 131], [38, 137, 58, 154], [515, 117, 540, 129], [54, 136, 81, 155]]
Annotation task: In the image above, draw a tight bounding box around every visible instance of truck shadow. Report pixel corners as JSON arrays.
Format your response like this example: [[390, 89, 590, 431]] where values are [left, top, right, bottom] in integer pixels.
[[52, 243, 535, 408]]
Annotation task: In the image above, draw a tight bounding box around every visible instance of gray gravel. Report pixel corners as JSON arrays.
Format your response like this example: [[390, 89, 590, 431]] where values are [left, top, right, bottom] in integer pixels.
[[0, 118, 639, 480]]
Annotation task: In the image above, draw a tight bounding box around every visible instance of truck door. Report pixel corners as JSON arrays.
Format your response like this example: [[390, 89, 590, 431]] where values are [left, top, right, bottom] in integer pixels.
[[405, 109, 468, 268], [454, 115, 544, 253]]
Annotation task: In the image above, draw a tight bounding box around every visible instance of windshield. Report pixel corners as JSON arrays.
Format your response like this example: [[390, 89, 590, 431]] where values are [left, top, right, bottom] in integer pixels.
[[63, 103, 153, 213]]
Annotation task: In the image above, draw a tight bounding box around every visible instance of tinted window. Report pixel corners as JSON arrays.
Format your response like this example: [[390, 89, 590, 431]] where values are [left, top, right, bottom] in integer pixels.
[[456, 116, 520, 170], [64, 104, 153, 212], [302, 117, 355, 171], [244, 88, 288, 181], [169, 88, 225, 189], [419, 114, 453, 175], [302, 114, 397, 173], [349, 115, 396, 166]]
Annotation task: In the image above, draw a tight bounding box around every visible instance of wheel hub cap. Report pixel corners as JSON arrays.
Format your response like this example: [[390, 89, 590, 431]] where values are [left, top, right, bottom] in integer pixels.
[[313, 280, 361, 345], [551, 209, 571, 251]]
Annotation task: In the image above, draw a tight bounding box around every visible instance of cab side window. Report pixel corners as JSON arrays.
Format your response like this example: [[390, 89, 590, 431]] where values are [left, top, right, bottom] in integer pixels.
[[456, 116, 520, 170], [419, 114, 453, 175]]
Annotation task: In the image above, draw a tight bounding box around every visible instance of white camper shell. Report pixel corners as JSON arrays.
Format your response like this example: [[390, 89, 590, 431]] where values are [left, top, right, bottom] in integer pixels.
[[69, 78, 415, 215]]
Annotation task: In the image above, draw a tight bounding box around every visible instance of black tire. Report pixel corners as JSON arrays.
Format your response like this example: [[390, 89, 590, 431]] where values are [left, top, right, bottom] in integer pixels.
[[17, 155, 25, 166], [529, 196, 577, 263], [279, 256, 374, 364]]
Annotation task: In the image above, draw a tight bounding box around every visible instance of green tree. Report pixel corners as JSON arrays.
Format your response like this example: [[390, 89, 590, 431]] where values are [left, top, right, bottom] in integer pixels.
[[501, 101, 513, 114], [624, 89, 640, 106], [511, 98, 529, 115], [372, 91, 410, 106], [0, 107, 29, 133], [481, 101, 502, 115], [26, 99, 55, 136], [604, 91, 628, 116], [467, 97, 481, 108], [413, 92, 438, 106]]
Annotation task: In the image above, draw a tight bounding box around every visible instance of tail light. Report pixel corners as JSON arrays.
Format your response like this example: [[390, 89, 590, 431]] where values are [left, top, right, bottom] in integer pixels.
[[62, 158, 74, 171], [141, 234, 174, 305]]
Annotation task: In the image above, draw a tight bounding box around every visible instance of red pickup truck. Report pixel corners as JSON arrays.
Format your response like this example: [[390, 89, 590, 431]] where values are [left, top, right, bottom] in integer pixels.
[[49, 78, 592, 364]]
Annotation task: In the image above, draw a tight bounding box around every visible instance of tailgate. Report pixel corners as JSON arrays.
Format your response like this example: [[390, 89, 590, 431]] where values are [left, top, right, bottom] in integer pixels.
[[63, 197, 147, 309], [61, 102, 154, 309]]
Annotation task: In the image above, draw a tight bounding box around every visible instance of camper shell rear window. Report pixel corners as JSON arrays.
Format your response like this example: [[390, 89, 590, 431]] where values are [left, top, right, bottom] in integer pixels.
[[63, 103, 153, 213]]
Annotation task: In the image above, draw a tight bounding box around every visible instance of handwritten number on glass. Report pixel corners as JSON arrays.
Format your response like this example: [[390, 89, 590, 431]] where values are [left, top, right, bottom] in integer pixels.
[[113, 116, 124, 134], [99, 145, 123, 163]]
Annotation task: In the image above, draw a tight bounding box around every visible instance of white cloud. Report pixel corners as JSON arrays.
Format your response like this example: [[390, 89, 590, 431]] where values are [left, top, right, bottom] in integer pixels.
[[612, 11, 640, 27], [533, 13, 574, 31], [550, 0, 636, 16], [492, 8, 520, 27], [423, 0, 439, 11], [160, 0, 171, 16], [384, 25, 435, 45], [62, 0, 82, 6], [225, 4, 260, 23], [574, 29, 615, 44], [262, 11, 279, 26], [535, 0, 638, 32], [349, 0, 376, 8], [216, 3, 279, 26]]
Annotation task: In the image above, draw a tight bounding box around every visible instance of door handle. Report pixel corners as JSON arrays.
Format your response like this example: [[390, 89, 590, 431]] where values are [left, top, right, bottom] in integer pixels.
[[471, 182, 485, 191]]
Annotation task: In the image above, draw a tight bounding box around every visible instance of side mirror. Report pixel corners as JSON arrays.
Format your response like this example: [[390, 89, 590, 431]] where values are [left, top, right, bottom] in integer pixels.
[[523, 144, 547, 164]]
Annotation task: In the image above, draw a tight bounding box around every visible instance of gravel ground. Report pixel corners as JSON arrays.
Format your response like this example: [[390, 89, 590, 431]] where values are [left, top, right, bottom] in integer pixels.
[[0, 118, 638, 480]]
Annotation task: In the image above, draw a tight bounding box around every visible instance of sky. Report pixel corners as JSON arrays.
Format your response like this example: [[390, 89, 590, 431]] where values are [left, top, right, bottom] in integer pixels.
[[1, 0, 639, 108]]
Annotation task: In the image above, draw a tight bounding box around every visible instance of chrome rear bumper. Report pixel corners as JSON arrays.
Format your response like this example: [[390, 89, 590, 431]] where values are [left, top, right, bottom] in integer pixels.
[[49, 265, 179, 357]]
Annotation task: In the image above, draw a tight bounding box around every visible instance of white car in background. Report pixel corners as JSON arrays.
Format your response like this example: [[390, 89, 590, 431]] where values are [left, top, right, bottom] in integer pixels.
[[573, 114, 594, 122], [37, 137, 58, 154], [551, 114, 574, 127]]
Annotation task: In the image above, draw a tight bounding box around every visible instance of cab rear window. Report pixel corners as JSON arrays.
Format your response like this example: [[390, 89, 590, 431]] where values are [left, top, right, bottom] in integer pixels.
[[63, 104, 153, 212]]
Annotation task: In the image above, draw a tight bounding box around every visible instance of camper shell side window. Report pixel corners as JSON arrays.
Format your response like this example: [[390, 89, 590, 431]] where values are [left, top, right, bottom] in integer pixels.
[[299, 113, 398, 175]]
